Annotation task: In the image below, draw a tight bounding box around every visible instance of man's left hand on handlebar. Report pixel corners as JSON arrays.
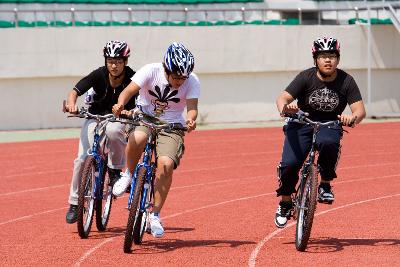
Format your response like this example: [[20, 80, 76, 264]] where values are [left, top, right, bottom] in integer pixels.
[[337, 114, 357, 127], [186, 119, 196, 133]]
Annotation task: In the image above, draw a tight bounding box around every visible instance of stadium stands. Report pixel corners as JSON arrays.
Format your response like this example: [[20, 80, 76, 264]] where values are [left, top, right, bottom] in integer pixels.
[[0, 0, 263, 3], [0, 0, 398, 28]]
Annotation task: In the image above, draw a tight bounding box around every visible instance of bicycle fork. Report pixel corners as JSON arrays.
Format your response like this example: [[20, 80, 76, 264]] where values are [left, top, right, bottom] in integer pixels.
[[292, 157, 315, 219], [89, 132, 105, 201]]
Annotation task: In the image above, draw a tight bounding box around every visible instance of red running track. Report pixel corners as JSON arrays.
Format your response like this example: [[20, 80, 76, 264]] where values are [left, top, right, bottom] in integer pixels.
[[0, 122, 399, 266]]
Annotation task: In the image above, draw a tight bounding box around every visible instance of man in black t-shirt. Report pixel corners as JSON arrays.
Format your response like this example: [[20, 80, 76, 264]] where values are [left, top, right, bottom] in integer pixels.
[[274, 37, 366, 228], [63, 40, 137, 224]]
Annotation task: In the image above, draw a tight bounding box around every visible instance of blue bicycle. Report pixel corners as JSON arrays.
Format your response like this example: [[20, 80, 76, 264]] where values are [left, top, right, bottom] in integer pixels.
[[283, 111, 350, 251], [117, 112, 186, 253], [69, 108, 116, 238]]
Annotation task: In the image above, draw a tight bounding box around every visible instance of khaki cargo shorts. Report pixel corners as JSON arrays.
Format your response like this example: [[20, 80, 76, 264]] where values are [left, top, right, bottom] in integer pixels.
[[126, 124, 185, 168]]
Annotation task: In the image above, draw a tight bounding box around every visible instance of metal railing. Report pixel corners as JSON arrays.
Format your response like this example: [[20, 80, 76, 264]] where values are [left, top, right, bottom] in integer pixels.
[[384, 3, 400, 32], [0, 2, 399, 27]]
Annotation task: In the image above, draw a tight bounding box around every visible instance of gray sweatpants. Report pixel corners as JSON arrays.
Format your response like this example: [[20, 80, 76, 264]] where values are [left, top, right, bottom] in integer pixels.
[[68, 119, 126, 205]]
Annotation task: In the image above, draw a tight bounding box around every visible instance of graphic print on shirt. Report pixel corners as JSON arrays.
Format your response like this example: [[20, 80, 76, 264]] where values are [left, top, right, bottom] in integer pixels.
[[149, 85, 180, 117], [308, 87, 339, 112]]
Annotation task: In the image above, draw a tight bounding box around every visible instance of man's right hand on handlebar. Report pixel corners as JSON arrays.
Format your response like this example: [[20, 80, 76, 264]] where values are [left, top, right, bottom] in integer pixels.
[[280, 103, 299, 117], [63, 100, 78, 114]]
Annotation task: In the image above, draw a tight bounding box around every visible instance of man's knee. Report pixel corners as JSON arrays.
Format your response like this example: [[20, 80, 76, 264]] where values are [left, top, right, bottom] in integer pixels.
[[106, 123, 125, 140], [276, 163, 300, 195], [157, 157, 174, 175]]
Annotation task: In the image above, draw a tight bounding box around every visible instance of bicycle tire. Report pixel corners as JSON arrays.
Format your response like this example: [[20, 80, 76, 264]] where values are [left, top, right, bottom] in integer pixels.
[[95, 159, 113, 231], [295, 164, 318, 251], [123, 167, 146, 253], [77, 156, 96, 239], [133, 179, 152, 244]]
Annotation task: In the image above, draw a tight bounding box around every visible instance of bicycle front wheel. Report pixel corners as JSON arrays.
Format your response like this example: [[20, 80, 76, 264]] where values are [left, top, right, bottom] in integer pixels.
[[133, 178, 152, 245], [295, 164, 318, 251], [77, 156, 96, 239], [123, 167, 146, 253], [95, 160, 113, 232]]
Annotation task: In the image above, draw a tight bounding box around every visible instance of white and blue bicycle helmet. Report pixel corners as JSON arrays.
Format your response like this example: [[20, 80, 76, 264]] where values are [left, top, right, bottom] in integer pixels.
[[164, 42, 194, 77]]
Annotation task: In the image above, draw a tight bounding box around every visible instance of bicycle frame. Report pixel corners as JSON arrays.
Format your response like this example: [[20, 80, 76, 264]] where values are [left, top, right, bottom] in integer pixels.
[[124, 112, 187, 210], [294, 120, 340, 209], [119, 111, 188, 252], [87, 120, 109, 201], [299, 123, 321, 186], [290, 114, 342, 250], [127, 132, 156, 211], [69, 108, 114, 201]]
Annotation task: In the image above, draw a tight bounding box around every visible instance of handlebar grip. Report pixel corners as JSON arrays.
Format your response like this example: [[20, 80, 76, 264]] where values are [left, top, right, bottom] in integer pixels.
[[282, 112, 299, 119], [169, 123, 188, 131], [119, 113, 132, 120], [283, 110, 309, 120]]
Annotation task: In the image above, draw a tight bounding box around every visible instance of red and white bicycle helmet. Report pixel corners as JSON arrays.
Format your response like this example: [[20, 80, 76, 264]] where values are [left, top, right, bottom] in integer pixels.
[[312, 37, 340, 58], [103, 40, 130, 59]]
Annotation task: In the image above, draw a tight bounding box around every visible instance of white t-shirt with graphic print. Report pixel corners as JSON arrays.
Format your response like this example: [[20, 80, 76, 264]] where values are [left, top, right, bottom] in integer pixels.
[[131, 63, 200, 125]]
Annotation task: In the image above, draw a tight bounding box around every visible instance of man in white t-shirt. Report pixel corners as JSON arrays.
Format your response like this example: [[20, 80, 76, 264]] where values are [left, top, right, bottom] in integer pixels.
[[112, 42, 200, 238]]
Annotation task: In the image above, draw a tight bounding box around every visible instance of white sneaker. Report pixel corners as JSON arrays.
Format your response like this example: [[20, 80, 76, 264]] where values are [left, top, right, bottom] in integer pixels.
[[112, 169, 131, 197], [149, 213, 164, 238]]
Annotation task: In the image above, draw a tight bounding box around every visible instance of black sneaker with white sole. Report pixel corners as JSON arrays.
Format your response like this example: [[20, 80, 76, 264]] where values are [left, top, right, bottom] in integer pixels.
[[66, 204, 78, 224], [274, 201, 293, 228], [318, 183, 334, 204], [108, 168, 122, 186]]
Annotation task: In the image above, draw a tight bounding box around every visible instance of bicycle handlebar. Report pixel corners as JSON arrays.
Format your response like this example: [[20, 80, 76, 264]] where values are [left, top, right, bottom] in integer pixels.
[[115, 111, 188, 131], [67, 107, 115, 121], [283, 111, 343, 127]]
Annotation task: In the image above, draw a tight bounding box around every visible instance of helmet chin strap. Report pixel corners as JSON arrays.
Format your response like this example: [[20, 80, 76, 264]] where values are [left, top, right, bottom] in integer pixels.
[[165, 72, 173, 87]]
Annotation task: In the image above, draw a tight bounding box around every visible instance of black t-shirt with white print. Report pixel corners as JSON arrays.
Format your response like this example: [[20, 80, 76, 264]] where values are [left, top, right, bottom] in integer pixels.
[[73, 66, 137, 115], [285, 67, 362, 121]]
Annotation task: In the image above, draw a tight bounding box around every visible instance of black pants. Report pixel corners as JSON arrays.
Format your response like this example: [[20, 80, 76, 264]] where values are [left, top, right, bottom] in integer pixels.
[[276, 122, 343, 196]]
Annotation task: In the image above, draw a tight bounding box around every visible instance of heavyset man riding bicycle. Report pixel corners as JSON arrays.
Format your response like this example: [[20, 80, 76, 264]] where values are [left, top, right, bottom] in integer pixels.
[[274, 37, 366, 228], [64, 40, 137, 224], [112, 42, 200, 238]]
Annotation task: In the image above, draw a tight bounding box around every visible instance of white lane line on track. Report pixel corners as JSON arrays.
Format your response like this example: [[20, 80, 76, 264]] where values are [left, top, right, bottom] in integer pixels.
[[73, 192, 276, 266], [3, 150, 399, 179], [334, 174, 400, 185], [248, 193, 400, 267], [0, 184, 69, 197], [1, 172, 398, 263], [73, 239, 114, 267], [2, 169, 69, 179], [0, 207, 68, 226], [73, 172, 400, 266], [170, 176, 266, 190], [4, 166, 398, 199], [0, 175, 267, 198], [0, 175, 270, 225], [2, 172, 399, 225]]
